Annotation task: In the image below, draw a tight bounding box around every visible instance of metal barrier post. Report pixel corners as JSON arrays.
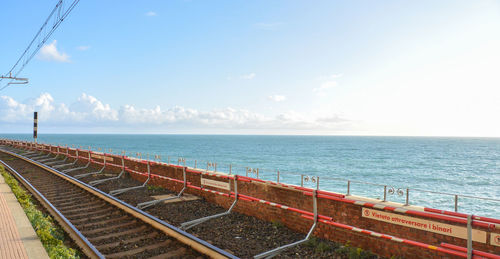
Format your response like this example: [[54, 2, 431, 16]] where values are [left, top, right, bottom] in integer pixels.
[[405, 188, 409, 206], [180, 175, 239, 230], [383, 185, 387, 202], [53, 148, 78, 169], [455, 195, 458, 212], [254, 190, 318, 259], [63, 150, 91, 173], [90, 156, 126, 186], [347, 180, 351, 196], [137, 166, 188, 209], [301, 174, 304, 187], [277, 170, 280, 183], [38, 146, 61, 162], [74, 152, 106, 179], [110, 161, 151, 196], [467, 215, 472, 259], [46, 147, 70, 165]]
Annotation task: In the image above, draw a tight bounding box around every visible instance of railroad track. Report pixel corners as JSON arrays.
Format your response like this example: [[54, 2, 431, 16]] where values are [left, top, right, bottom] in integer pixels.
[[0, 146, 237, 259]]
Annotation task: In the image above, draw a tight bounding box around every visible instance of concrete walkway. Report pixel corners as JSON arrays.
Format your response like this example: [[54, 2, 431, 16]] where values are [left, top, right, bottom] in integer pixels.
[[0, 173, 49, 259]]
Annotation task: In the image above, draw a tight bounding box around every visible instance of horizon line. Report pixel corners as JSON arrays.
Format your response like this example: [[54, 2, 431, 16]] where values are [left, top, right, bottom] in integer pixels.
[[1, 132, 499, 139]]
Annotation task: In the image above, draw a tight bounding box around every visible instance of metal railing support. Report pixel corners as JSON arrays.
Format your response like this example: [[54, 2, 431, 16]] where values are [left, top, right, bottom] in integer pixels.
[[45, 148, 70, 165], [180, 175, 239, 231], [137, 167, 188, 209], [63, 152, 91, 173], [467, 215, 472, 259], [25, 151, 44, 158], [383, 185, 387, 202], [347, 180, 351, 196], [455, 195, 459, 212], [22, 150, 38, 155], [405, 188, 410, 206], [89, 156, 125, 186], [54, 149, 79, 169], [38, 146, 60, 162], [31, 149, 52, 160], [109, 161, 151, 196], [74, 155, 106, 179], [254, 190, 318, 259]]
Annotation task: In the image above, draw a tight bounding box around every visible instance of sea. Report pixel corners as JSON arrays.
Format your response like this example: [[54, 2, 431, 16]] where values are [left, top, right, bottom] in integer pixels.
[[1, 134, 498, 218]]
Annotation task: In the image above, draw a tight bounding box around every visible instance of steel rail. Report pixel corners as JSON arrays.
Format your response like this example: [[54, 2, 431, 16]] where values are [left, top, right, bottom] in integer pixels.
[[0, 160, 104, 259], [0, 148, 238, 259]]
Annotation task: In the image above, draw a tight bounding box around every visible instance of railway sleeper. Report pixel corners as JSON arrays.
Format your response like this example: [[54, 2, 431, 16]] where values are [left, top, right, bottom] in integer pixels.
[[149, 247, 189, 259], [88, 226, 148, 242], [96, 231, 159, 251], [104, 240, 172, 258], [65, 208, 115, 221], [70, 211, 122, 224], [56, 200, 104, 210], [42, 193, 86, 202], [44, 192, 89, 202], [35, 188, 82, 195], [59, 203, 108, 214], [76, 215, 129, 229], [81, 220, 138, 236]]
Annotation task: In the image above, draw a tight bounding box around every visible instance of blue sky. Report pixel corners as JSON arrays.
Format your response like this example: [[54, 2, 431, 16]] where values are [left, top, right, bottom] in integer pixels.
[[1, 0, 499, 136]]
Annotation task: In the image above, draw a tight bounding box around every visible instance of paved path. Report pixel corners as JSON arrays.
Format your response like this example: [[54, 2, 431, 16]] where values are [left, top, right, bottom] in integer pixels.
[[0, 173, 48, 259]]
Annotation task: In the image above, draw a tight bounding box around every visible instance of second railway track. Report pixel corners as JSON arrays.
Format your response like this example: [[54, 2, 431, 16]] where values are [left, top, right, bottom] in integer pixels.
[[0, 147, 237, 259]]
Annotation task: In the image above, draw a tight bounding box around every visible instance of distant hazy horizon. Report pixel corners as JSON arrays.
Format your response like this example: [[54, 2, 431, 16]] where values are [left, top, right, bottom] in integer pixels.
[[2, 133, 500, 141]]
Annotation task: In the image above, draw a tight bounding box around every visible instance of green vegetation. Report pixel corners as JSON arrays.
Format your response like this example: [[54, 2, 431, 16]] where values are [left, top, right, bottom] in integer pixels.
[[0, 165, 80, 259], [271, 219, 284, 229], [147, 184, 165, 191], [305, 236, 335, 254], [335, 241, 377, 259], [305, 238, 377, 258]]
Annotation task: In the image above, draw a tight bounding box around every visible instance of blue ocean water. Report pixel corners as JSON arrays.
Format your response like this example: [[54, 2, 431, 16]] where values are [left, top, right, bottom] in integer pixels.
[[1, 134, 499, 218]]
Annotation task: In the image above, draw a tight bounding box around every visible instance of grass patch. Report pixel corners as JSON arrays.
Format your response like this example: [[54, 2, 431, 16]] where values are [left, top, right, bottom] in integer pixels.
[[335, 241, 377, 259], [0, 165, 80, 259], [305, 236, 335, 255], [271, 219, 284, 229]]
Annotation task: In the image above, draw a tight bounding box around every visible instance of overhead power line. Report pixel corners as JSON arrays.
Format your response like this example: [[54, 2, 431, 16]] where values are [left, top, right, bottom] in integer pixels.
[[0, 0, 81, 92]]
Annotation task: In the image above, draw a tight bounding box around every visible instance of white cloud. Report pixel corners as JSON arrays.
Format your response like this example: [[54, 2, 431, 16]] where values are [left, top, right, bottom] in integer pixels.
[[77, 46, 90, 51], [241, 73, 256, 80], [313, 73, 342, 96], [267, 95, 286, 102], [313, 81, 337, 96], [71, 93, 118, 121], [145, 11, 157, 17], [37, 40, 70, 63], [0, 93, 349, 133]]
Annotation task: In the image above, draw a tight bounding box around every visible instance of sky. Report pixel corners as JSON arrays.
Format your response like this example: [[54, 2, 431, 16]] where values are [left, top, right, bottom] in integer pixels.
[[1, 0, 499, 136]]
